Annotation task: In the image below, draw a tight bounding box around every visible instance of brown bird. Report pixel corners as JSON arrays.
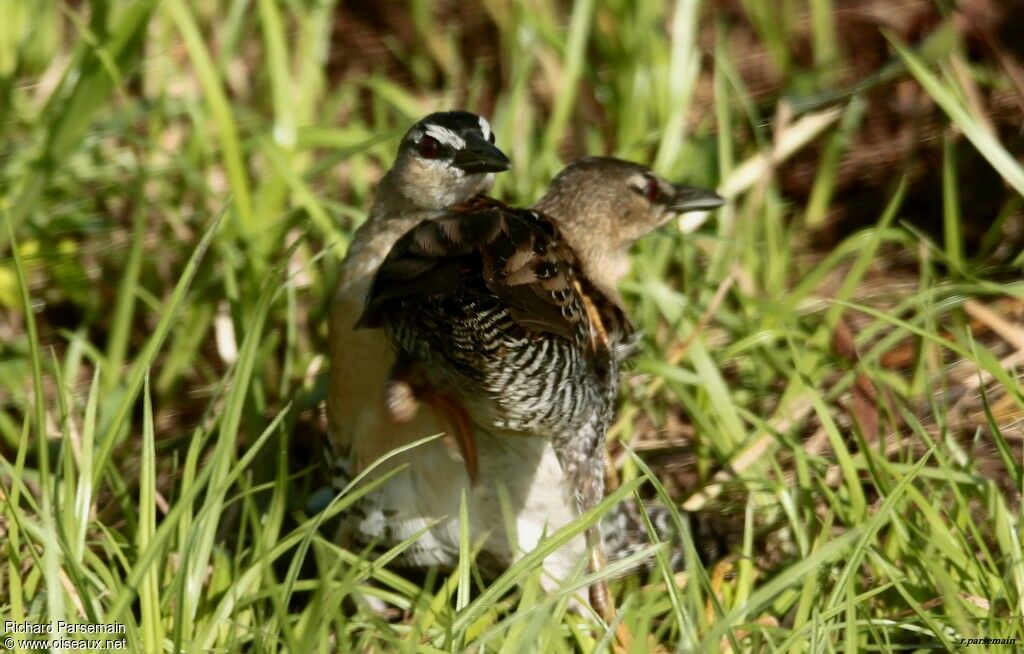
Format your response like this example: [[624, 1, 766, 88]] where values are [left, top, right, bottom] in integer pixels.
[[353, 157, 723, 611], [326, 111, 512, 565]]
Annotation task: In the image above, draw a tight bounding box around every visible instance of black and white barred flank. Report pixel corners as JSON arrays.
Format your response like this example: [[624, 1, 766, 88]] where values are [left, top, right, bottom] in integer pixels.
[[358, 196, 634, 510]]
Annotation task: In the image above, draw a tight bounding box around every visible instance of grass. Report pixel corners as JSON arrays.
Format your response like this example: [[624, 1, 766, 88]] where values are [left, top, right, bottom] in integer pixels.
[[1, 0, 1022, 651]]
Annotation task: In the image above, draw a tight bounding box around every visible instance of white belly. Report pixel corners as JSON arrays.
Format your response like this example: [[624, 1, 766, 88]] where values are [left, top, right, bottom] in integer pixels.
[[344, 429, 586, 582]]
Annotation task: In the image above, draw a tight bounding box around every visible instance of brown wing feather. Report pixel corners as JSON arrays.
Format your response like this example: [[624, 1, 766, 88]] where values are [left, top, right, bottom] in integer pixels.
[[359, 197, 632, 354]]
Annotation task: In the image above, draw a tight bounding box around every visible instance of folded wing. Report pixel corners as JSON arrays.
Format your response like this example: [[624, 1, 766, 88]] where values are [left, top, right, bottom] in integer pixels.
[[359, 196, 632, 355]]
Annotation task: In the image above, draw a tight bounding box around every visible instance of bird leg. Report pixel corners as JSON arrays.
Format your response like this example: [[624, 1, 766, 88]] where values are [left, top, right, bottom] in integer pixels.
[[579, 454, 643, 652], [384, 359, 480, 483], [587, 528, 636, 651], [588, 537, 613, 618], [603, 451, 619, 493]]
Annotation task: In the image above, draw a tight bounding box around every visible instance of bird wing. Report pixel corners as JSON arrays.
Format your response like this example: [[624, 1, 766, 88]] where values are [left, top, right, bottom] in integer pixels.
[[357, 196, 633, 354]]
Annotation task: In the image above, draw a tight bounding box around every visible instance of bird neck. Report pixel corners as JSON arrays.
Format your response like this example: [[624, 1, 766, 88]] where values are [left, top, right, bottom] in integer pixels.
[[569, 244, 630, 305], [368, 166, 420, 217], [532, 196, 629, 305], [371, 161, 493, 216], [341, 183, 438, 300]]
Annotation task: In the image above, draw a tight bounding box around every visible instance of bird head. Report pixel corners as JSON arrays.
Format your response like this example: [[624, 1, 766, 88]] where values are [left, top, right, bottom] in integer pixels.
[[534, 157, 724, 292], [381, 111, 511, 213]]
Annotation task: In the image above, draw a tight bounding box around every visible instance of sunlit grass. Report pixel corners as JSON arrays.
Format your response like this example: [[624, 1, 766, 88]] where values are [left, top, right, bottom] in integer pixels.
[[1, 0, 1022, 651]]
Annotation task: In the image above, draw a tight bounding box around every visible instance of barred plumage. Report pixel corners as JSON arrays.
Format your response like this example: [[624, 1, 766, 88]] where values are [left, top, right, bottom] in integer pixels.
[[358, 196, 633, 511], [330, 129, 725, 612]]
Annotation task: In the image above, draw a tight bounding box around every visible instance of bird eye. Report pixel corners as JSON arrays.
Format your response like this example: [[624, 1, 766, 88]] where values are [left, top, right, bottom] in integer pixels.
[[418, 135, 441, 159], [644, 178, 660, 203]]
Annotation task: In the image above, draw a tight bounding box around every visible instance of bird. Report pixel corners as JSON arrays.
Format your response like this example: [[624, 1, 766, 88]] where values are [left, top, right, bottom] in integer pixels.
[[354, 156, 724, 613], [326, 110, 511, 565]]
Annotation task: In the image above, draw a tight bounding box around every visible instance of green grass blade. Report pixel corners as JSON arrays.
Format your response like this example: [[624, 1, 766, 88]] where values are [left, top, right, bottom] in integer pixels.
[[138, 374, 163, 652], [449, 479, 642, 639], [164, 0, 255, 244], [93, 207, 225, 488], [890, 32, 1024, 197]]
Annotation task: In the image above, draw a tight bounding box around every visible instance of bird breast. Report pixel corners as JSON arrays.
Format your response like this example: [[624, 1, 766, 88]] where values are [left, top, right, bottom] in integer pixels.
[[359, 198, 635, 437], [387, 291, 622, 439]]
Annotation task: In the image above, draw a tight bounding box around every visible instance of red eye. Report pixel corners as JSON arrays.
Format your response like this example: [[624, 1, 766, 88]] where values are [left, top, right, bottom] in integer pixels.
[[645, 178, 660, 202], [418, 135, 440, 159]]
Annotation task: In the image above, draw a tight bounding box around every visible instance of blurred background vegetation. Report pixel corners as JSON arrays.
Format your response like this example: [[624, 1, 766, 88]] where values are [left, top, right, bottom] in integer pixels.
[[0, 0, 1022, 650]]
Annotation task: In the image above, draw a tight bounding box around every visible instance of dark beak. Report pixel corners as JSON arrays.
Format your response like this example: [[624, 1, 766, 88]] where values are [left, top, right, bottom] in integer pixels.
[[670, 185, 725, 212], [452, 132, 511, 173]]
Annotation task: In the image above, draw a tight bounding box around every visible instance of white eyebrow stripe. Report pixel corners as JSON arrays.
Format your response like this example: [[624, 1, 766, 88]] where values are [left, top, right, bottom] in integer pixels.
[[628, 172, 648, 188], [424, 124, 465, 149], [478, 116, 491, 141]]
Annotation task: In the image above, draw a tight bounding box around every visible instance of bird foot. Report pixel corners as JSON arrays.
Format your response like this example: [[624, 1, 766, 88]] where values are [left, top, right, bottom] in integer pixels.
[[385, 378, 419, 423]]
